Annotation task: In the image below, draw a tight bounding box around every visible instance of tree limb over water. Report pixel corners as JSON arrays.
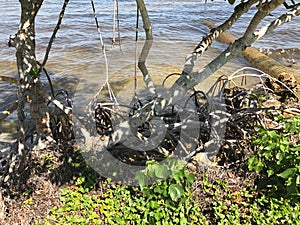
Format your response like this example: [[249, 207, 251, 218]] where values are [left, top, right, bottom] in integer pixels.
[[129, 0, 291, 130], [203, 3, 300, 82], [92, 0, 300, 163]]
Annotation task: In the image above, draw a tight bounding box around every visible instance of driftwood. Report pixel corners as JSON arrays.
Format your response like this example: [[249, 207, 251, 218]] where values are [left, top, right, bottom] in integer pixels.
[[203, 21, 300, 81]]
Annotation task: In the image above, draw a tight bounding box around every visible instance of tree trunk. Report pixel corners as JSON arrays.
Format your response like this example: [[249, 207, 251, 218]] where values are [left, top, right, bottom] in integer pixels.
[[9, 0, 52, 144]]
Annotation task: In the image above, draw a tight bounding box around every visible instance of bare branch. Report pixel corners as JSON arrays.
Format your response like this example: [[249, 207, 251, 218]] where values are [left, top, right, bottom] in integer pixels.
[[255, 4, 300, 39], [41, 0, 69, 69], [174, 0, 287, 91], [130, 0, 287, 130], [183, 0, 259, 75], [204, 19, 300, 81], [0, 76, 18, 84], [47, 96, 72, 116], [0, 101, 18, 121]]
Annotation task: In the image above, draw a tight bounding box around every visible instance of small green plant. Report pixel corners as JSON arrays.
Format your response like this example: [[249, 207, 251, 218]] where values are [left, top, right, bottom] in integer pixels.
[[45, 159, 205, 225], [136, 159, 195, 200], [248, 115, 300, 199], [43, 153, 56, 170], [135, 159, 205, 224], [28, 66, 40, 79], [48, 186, 101, 224], [43, 155, 300, 224], [202, 174, 300, 224]]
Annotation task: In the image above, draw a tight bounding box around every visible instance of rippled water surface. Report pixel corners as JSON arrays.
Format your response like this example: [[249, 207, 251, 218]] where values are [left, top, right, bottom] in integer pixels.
[[0, 0, 299, 112]]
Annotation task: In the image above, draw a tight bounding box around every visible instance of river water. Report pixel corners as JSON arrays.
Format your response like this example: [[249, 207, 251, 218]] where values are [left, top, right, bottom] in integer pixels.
[[0, 0, 300, 132]]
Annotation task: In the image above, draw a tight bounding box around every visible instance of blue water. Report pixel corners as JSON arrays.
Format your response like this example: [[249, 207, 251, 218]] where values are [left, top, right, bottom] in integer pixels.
[[0, 0, 299, 92], [1, 1, 299, 54]]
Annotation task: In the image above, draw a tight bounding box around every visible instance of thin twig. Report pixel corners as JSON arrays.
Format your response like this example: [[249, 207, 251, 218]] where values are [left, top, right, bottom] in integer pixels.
[[0, 76, 18, 84], [116, 0, 122, 49], [112, 0, 117, 45], [41, 0, 69, 69], [134, 6, 139, 98], [0, 100, 18, 121], [89, 0, 118, 114]]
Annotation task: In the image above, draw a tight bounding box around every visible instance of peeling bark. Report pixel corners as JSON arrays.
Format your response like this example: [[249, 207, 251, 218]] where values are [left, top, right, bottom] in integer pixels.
[[1, 0, 73, 183], [6, 0, 52, 176], [9, 0, 53, 139]]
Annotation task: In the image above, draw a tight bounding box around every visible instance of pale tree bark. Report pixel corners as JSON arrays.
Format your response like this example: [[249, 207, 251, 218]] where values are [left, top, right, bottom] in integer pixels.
[[7, 0, 52, 173], [175, 0, 288, 89], [129, 0, 259, 128], [0, 0, 71, 185], [183, 0, 259, 76], [4, 0, 70, 146]]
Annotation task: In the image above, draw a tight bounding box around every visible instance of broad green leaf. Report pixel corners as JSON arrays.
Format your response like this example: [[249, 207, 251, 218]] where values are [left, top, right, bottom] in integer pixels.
[[154, 185, 165, 194], [135, 171, 148, 188], [276, 152, 284, 162], [168, 184, 184, 201], [173, 169, 185, 183], [286, 182, 299, 196], [186, 173, 195, 185], [149, 200, 159, 209], [154, 164, 169, 179], [180, 215, 188, 224], [279, 144, 287, 151], [278, 168, 297, 179], [145, 163, 158, 178], [247, 156, 256, 169], [154, 210, 163, 221], [248, 156, 264, 173], [168, 159, 184, 172]]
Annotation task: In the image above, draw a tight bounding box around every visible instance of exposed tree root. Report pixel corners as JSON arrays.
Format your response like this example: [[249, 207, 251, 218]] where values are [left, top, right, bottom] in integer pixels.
[[73, 68, 300, 177]]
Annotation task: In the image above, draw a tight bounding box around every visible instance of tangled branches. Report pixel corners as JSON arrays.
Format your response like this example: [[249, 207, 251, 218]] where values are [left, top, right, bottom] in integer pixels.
[[88, 67, 299, 172]]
